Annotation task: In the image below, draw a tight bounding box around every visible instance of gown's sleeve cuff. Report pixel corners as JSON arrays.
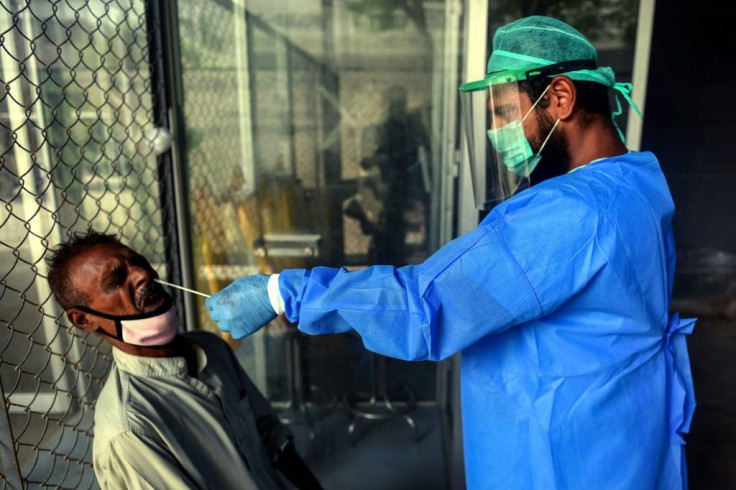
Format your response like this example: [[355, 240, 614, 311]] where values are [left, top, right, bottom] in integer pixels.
[[267, 274, 286, 315]]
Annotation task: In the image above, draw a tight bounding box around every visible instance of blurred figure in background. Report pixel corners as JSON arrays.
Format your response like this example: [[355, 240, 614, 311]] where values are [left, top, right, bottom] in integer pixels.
[[345, 85, 431, 266]]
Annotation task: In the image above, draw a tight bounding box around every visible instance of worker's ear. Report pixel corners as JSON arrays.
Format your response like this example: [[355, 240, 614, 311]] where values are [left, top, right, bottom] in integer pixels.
[[66, 309, 96, 333], [547, 75, 576, 121]]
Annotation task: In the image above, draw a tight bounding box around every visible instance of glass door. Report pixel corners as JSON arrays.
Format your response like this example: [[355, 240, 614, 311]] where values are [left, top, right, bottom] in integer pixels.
[[175, 0, 463, 487]]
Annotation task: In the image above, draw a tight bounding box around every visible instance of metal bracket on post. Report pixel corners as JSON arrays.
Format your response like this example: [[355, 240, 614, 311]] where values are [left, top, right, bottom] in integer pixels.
[[254, 234, 321, 258]]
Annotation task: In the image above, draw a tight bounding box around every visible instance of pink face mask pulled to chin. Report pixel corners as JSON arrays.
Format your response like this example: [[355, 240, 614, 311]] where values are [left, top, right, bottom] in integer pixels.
[[74, 298, 179, 347]]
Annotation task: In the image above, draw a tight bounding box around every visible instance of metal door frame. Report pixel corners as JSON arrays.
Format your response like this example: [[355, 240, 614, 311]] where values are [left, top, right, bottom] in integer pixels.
[[146, 0, 197, 328]]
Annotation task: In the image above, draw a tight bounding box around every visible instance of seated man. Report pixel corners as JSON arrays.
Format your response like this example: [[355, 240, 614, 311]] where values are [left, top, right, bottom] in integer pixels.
[[46, 230, 321, 490]]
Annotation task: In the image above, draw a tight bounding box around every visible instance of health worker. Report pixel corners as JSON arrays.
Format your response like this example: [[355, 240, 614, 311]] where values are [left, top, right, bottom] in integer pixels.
[[207, 15, 696, 489]]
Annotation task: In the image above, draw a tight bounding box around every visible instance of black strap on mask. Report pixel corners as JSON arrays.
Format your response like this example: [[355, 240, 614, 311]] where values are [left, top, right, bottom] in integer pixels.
[[73, 296, 173, 342]]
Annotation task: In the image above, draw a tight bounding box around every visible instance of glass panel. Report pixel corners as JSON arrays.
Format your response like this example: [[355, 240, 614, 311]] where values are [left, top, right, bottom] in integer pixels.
[[176, 0, 459, 486]]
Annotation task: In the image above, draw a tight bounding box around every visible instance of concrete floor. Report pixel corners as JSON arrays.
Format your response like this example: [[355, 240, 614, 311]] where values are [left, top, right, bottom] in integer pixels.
[[287, 406, 448, 490]]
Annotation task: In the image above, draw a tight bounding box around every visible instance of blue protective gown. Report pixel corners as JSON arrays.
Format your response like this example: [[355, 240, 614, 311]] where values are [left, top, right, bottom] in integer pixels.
[[278, 151, 696, 489]]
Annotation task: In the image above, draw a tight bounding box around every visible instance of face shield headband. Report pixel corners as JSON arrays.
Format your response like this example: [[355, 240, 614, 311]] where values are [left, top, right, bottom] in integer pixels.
[[74, 296, 179, 346], [461, 59, 599, 92]]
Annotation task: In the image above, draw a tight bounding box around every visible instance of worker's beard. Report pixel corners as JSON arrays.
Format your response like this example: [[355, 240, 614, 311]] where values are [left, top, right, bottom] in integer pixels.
[[529, 109, 570, 186]]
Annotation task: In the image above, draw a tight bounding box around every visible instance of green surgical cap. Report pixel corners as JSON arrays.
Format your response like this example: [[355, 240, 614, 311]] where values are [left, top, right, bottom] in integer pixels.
[[488, 15, 614, 86], [487, 15, 642, 141]]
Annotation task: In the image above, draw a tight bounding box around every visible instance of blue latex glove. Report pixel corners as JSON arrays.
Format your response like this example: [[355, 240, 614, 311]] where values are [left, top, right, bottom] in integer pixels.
[[205, 274, 277, 339]]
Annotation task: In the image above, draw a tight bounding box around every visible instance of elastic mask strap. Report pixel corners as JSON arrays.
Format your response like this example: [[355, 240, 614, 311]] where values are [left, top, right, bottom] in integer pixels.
[[104, 323, 124, 343], [73, 305, 124, 341], [611, 82, 643, 142], [522, 84, 552, 122], [537, 118, 561, 155], [521, 84, 558, 157]]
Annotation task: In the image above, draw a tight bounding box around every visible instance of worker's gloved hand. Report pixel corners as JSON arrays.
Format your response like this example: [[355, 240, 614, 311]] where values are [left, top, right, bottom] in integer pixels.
[[206, 274, 277, 339]]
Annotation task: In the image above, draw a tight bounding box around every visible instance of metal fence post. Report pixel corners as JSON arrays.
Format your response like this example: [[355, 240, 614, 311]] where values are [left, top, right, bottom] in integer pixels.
[[145, 0, 197, 330], [0, 383, 23, 490]]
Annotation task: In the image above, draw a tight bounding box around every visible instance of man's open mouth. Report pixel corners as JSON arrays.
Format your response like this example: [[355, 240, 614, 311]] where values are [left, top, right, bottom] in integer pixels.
[[135, 282, 168, 312]]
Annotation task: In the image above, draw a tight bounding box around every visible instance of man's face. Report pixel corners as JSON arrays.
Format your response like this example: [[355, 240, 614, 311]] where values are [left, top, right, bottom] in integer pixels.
[[68, 243, 169, 323], [489, 87, 570, 183], [488, 83, 524, 130]]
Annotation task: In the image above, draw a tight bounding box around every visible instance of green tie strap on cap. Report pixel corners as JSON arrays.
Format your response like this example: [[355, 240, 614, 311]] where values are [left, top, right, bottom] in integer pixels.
[[611, 82, 643, 142]]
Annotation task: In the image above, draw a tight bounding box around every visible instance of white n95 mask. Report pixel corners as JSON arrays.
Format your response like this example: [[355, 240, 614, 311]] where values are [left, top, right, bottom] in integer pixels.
[[74, 297, 179, 346]]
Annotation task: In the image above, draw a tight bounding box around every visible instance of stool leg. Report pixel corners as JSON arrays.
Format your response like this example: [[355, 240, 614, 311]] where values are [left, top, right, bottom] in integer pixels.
[[344, 352, 418, 444], [277, 333, 337, 445]]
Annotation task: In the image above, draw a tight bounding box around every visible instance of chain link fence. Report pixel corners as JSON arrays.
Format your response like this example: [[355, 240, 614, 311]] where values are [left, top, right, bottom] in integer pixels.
[[1, 0, 175, 487]]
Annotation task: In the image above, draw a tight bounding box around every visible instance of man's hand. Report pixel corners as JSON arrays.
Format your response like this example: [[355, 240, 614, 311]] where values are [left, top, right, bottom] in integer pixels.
[[205, 274, 277, 339]]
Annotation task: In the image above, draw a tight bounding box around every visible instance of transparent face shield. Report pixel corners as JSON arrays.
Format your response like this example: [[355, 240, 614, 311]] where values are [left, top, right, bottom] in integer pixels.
[[460, 73, 532, 210], [459, 60, 597, 210]]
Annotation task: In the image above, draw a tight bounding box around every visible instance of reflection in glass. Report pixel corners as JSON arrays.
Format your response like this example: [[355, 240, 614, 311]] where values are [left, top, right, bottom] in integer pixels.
[[176, 2, 452, 484]]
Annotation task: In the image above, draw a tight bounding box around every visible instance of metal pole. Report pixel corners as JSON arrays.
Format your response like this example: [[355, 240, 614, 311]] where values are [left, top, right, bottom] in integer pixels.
[[438, 0, 464, 247], [457, 0, 487, 236], [233, 0, 257, 196], [145, 0, 197, 330], [452, 5, 489, 488], [0, 380, 23, 489], [625, 0, 657, 150]]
